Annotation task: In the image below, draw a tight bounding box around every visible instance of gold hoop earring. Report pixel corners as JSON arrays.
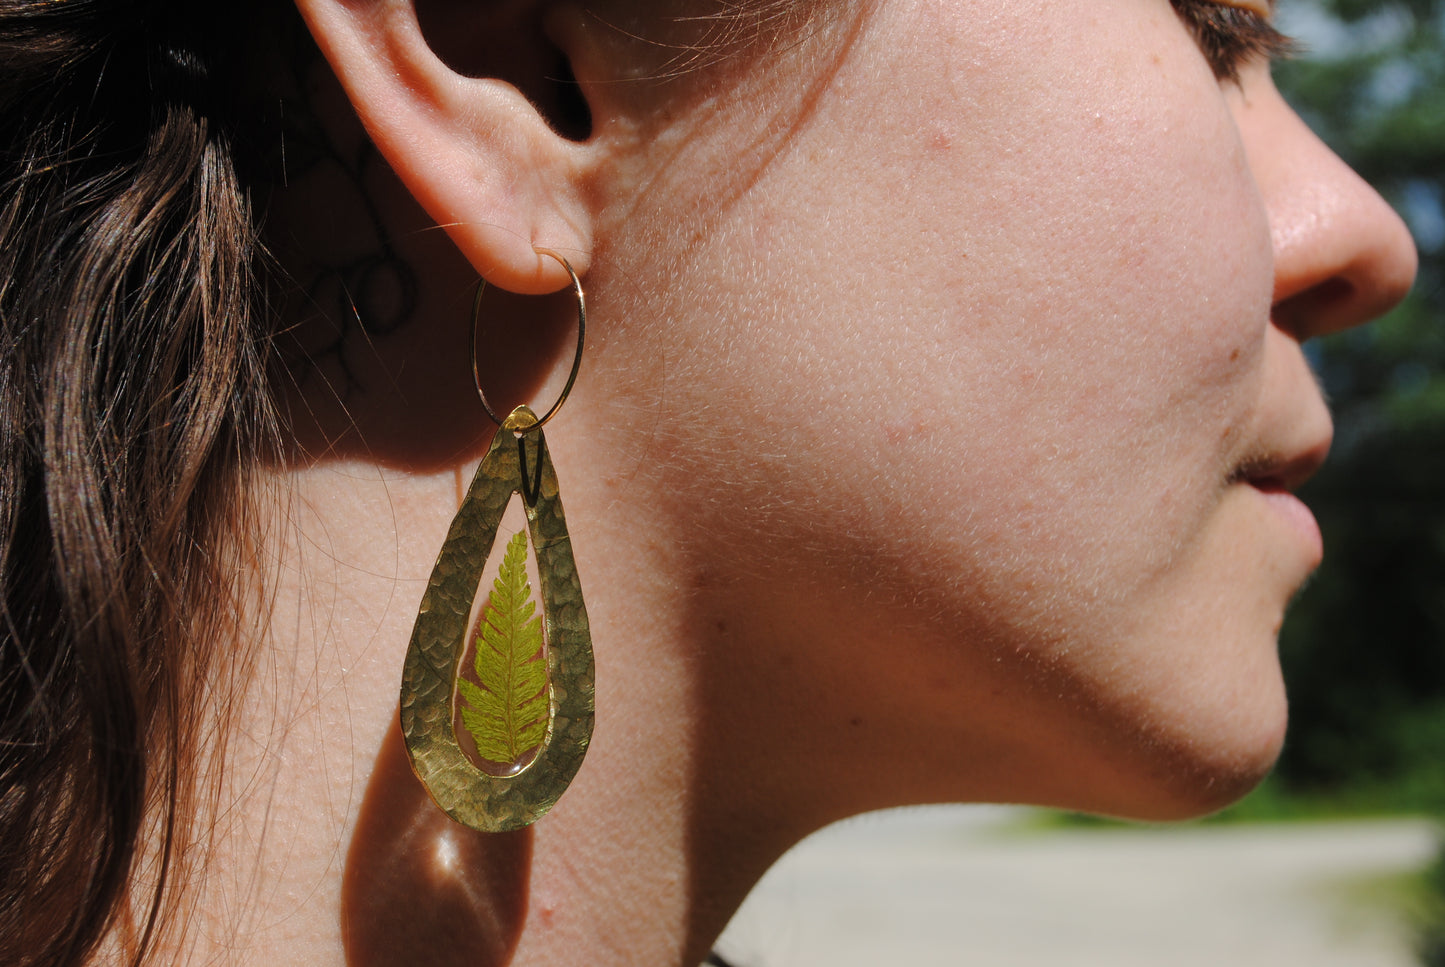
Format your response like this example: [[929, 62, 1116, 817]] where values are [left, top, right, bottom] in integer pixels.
[[401, 249, 594, 832]]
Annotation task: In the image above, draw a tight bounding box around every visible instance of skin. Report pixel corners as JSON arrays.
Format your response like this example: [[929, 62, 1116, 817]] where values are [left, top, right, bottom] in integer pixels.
[[186, 0, 1417, 964]]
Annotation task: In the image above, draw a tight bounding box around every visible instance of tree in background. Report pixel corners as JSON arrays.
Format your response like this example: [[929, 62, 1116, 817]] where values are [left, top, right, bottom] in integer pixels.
[[1269, 2, 1445, 960], [1273, 0, 1445, 812]]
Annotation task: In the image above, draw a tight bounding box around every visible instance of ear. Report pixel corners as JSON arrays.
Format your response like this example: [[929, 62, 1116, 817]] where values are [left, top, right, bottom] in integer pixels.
[[293, 0, 593, 294]]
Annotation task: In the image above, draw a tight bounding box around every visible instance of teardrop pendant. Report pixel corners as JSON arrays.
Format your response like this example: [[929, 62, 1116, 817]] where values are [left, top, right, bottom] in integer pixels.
[[402, 404, 594, 831]]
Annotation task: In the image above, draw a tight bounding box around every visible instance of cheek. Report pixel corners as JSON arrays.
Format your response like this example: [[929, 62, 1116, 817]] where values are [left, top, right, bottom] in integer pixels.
[[750, 0, 1276, 590], [618, 0, 1278, 583]]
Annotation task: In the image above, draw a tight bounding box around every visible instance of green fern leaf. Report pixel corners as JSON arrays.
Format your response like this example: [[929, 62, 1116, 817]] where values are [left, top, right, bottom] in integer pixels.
[[458, 529, 549, 765]]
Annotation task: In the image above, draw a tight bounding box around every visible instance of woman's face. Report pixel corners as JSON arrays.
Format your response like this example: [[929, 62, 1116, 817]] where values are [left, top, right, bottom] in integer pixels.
[[566, 0, 1416, 819]]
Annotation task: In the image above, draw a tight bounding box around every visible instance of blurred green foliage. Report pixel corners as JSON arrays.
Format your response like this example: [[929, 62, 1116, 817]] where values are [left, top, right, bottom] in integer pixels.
[[1269, 2, 1445, 960], [1419, 838, 1445, 965], [1270, 0, 1445, 812]]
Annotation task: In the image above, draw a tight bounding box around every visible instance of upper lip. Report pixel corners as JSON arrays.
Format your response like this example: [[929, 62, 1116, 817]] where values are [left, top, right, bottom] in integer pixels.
[[1230, 433, 1332, 493]]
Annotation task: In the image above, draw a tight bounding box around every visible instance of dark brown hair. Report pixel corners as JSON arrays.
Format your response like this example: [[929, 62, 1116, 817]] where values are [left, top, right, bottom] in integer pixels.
[[0, 3, 280, 964]]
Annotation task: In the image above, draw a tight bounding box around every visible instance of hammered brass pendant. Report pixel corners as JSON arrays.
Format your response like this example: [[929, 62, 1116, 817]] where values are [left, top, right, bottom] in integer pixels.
[[402, 405, 594, 831]]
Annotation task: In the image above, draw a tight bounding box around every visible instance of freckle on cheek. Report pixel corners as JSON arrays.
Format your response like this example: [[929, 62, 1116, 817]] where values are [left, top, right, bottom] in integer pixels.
[[884, 413, 929, 443]]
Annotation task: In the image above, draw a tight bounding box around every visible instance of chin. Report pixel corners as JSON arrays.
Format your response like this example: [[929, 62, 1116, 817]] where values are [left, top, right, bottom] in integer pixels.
[[1092, 570, 1297, 821], [1132, 747, 1282, 821], [1117, 679, 1289, 822], [1043, 650, 1291, 824]]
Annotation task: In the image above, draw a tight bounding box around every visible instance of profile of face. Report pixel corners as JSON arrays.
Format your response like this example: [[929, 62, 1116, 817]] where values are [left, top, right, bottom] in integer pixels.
[[547, 0, 1418, 822], [299, 0, 1417, 839]]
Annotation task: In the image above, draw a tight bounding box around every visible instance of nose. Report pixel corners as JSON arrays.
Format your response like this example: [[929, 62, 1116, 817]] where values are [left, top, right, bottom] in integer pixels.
[[1236, 71, 1418, 341]]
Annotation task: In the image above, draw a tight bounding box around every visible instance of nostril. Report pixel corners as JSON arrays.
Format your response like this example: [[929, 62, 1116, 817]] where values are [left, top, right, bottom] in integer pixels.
[[1272, 276, 1355, 340]]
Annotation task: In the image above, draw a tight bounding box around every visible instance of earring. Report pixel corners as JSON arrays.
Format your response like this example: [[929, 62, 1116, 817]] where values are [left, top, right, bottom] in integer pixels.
[[400, 249, 594, 832]]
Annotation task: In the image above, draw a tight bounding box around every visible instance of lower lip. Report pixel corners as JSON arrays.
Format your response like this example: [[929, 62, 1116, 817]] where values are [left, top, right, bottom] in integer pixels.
[[1251, 485, 1324, 566]]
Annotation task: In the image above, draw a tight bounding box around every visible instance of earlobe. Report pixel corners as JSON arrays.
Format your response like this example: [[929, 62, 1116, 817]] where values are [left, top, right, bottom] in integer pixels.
[[293, 0, 593, 293]]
